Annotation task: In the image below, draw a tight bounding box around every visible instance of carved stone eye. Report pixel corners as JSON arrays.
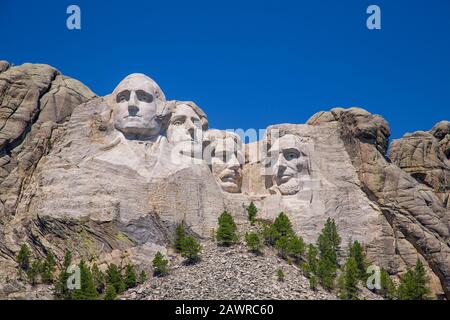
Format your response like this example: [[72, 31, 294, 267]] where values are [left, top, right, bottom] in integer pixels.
[[116, 90, 130, 103], [136, 90, 154, 103], [284, 151, 299, 161], [172, 120, 184, 126]]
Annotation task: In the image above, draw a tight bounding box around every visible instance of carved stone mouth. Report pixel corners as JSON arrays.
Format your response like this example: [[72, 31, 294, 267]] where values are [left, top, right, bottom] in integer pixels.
[[277, 174, 292, 183], [222, 173, 237, 183], [125, 115, 142, 119]]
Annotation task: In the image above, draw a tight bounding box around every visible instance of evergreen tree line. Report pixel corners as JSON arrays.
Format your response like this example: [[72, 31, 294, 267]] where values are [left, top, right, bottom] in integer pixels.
[[238, 202, 431, 300], [16, 245, 146, 300], [16, 200, 432, 300]]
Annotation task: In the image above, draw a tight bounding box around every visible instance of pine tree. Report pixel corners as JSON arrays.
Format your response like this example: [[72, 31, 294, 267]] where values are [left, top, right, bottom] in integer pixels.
[[275, 236, 290, 258], [91, 263, 106, 295], [55, 251, 72, 299], [27, 259, 42, 286], [180, 236, 202, 264], [397, 269, 416, 300], [106, 263, 126, 294], [104, 285, 117, 300], [175, 223, 186, 252], [412, 259, 429, 300], [306, 244, 319, 275], [316, 218, 341, 290], [317, 257, 336, 290], [273, 212, 294, 238], [245, 232, 262, 253], [124, 264, 137, 289], [72, 260, 98, 300], [349, 240, 367, 280], [246, 202, 258, 225], [216, 211, 238, 246], [397, 259, 430, 300], [380, 268, 397, 300], [42, 250, 56, 284], [139, 270, 147, 284], [318, 218, 341, 267], [152, 252, 169, 276], [288, 235, 305, 262], [17, 244, 31, 272], [261, 223, 279, 246], [338, 257, 360, 300]]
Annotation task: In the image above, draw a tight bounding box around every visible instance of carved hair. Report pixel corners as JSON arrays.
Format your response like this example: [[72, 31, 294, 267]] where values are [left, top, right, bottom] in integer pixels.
[[204, 129, 241, 147]]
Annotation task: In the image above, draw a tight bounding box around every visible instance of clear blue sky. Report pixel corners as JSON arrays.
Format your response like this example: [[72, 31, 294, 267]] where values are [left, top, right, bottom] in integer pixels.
[[1, 0, 449, 141]]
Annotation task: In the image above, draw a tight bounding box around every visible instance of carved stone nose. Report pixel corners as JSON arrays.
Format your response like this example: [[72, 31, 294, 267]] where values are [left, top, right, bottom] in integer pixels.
[[128, 105, 139, 116], [187, 126, 195, 139]]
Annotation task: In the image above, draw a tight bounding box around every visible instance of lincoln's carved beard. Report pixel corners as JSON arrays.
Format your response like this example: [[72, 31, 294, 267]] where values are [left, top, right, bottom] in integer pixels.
[[273, 175, 301, 195]]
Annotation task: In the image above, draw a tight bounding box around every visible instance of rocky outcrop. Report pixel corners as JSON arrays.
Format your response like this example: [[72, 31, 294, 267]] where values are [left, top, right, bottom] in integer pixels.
[[0, 63, 95, 215], [389, 121, 450, 208], [0, 62, 95, 279], [307, 108, 450, 298]]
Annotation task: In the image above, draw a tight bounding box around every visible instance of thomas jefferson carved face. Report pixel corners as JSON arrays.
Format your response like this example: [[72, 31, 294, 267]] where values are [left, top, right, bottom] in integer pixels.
[[112, 74, 166, 140], [167, 103, 205, 143], [207, 131, 243, 193], [167, 102, 208, 159], [268, 134, 309, 195]]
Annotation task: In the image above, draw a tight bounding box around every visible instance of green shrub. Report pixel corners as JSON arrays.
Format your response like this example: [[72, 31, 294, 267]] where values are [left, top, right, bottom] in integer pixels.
[[175, 224, 186, 252], [124, 264, 137, 289], [276, 268, 285, 282], [338, 257, 360, 300], [246, 202, 258, 225], [17, 244, 31, 272], [152, 252, 169, 276], [180, 236, 202, 264], [106, 263, 126, 294], [216, 211, 238, 246], [245, 232, 262, 253], [397, 259, 430, 300]]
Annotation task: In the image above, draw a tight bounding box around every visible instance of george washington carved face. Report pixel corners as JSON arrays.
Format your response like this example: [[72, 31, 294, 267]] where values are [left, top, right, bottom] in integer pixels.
[[112, 74, 166, 140]]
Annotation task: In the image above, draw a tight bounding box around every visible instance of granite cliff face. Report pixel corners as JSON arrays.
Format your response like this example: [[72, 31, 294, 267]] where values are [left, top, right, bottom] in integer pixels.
[[0, 61, 448, 299]]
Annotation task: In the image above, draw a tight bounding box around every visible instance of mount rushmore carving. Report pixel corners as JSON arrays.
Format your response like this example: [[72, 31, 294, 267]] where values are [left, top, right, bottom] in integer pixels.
[[0, 62, 449, 299], [98, 72, 310, 197]]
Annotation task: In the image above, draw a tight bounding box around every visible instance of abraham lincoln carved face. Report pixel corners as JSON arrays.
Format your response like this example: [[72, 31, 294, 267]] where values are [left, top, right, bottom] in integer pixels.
[[267, 134, 310, 195]]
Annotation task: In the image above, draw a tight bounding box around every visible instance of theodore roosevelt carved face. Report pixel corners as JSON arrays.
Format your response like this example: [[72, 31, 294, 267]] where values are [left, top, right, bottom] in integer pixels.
[[205, 130, 243, 193]]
